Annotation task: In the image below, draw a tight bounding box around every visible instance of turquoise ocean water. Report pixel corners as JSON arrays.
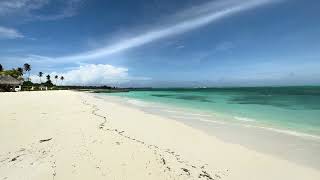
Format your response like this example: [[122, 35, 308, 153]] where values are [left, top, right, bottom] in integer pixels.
[[104, 87, 320, 138]]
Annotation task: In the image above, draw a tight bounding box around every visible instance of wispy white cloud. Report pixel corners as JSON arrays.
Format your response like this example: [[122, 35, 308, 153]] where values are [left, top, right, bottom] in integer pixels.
[[30, 64, 150, 86], [0, 0, 83, 21], [0, 0, 48, 15], [0, 26, 24, 39], [33, 0, 84, 21], [57, 0, 281, 62]]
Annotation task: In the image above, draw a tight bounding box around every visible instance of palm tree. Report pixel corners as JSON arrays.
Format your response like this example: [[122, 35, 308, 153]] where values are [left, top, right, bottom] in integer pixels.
[[23, 63, 31, 81], [46, 75, 51, 81], [39, 72, 43, 84], [54, 75, 58, 85], [17, 67, 23, 76], [60, 76, 64, 85], [0, 64, 3, 71]]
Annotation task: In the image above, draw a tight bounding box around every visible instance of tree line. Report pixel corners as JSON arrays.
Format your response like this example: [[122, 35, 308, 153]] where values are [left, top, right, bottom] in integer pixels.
[[1, 63, 118, 91], [0, 63, 64, 87]]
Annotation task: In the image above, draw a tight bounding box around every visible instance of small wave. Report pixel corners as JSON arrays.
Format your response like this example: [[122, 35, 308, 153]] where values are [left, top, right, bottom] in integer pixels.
[[248, 125, 320, 140], [126, 99, 149, 107], [187, 113, 213, 117], [199, 118, 320, 140], [197, 118, 228, 125], [165, 109, 212, 117], [234, 116, 256, 122], [164, 109, 184, 113], [233, 117, 320, 140]]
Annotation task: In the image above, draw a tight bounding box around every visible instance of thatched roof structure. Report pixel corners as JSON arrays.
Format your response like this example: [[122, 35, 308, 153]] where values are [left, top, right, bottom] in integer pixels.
[[0, 75, 22, 85]]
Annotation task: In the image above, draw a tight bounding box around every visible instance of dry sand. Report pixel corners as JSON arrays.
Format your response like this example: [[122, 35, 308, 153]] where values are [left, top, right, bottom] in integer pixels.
[[0, 91, 319, 180]]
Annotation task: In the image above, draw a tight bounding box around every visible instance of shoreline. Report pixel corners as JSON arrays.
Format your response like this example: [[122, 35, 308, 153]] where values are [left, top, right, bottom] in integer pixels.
[[103, 88, 320, 139], [101, 94, 320, 140], [1, 91, 319, 179], [95, 93, 320, 170]]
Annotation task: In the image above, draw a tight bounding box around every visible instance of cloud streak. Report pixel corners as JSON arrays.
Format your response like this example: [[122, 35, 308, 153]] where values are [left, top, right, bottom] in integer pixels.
[[0, 26, 24, 39], [0, 0, 83, 21], [0, 0, 48, 16], [58, 0, 280, 62]]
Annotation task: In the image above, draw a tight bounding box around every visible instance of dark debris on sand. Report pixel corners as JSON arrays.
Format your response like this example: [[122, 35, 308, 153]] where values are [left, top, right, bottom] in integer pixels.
[[39, 138, 52, 143]]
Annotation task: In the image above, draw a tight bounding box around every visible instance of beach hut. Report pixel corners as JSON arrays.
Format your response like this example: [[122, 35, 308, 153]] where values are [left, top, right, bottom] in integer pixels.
[[0, 75, 23, 92], [39, 85, 48, 91]]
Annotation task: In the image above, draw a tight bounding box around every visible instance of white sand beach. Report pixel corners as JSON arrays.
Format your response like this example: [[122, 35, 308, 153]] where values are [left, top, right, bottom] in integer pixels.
[[0, 91, 319, 180]]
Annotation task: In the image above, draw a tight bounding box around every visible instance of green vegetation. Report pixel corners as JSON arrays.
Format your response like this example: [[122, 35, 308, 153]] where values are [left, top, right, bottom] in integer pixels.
[[0, 63, 66, 91], [0, 64, 31, 81], [60, 76, 64, 85], [0, 67, 24, 80], [38, 72, 43, 83], [54, 75, 58, 85], [0, 63, 121, 92], [23, 63, 31, 81]]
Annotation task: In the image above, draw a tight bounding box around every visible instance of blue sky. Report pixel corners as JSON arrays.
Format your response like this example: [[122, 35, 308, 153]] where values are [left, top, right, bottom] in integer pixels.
[[0, 0, 319, 87]]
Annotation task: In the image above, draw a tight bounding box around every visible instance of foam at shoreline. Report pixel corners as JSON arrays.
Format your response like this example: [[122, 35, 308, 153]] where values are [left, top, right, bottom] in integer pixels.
[[120, 96, 320, 140]]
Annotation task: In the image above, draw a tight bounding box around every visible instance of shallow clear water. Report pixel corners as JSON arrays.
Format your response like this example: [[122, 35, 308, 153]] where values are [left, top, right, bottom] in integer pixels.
[[103, 87, 320, 138]]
